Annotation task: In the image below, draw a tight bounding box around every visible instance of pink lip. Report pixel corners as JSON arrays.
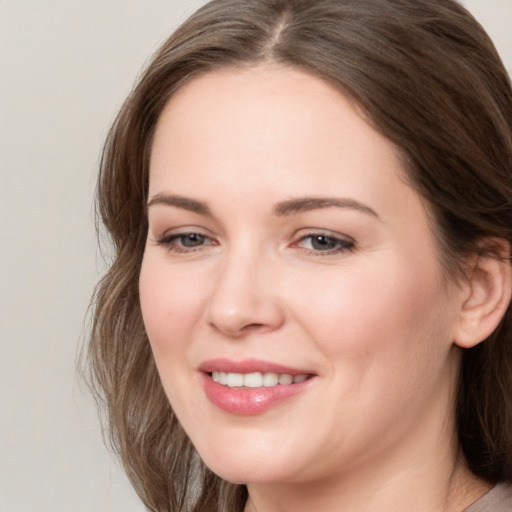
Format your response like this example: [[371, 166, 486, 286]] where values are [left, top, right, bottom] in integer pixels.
[[199, 358, 316, 416], [198, 358, 311, 375]]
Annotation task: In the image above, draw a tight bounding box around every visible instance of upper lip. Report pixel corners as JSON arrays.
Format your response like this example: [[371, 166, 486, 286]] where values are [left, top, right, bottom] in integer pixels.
[[198, 358, 314, 375]]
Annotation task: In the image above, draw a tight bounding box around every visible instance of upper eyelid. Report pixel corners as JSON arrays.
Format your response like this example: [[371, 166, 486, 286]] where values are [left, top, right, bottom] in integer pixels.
[[152, 226, 355, 247], [294, 233, 355, 247], [292, 228, 354, 242], [155, 229, 351, 239], [291, 230, 356, 252], [158, 231, 216, 244], [153, 224, 215, 238], [155, 232, 218, 254]]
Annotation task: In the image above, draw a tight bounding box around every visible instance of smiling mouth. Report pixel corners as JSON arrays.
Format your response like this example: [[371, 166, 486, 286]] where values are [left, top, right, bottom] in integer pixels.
[[209, 371, 311, 388], [200, 362, 316, 414]]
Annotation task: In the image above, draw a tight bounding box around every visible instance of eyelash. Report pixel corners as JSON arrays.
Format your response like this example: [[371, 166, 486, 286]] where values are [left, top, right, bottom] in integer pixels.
[[294, 233, 355, 256], [156, 232, 218, 253], [155, 231, 355, 256]]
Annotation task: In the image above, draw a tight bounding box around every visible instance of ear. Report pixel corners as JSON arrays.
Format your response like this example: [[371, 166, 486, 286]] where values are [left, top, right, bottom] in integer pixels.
[[454, 238, 512, 349]]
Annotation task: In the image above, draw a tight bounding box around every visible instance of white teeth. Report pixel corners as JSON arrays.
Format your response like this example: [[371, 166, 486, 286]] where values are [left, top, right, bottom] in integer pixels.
[[262, 372, 279, 387], [211, 371, 308, 388], [227, 373, 244, 387], [278, 374, 293, 385], [244, 372, 263, 388]]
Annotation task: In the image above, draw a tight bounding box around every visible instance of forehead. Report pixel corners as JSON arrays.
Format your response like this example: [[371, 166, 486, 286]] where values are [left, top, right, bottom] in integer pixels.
[[149, 65, 420, 223]]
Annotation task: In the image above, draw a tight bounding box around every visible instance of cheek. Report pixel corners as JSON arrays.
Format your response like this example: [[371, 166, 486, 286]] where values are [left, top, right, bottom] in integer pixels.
[[288, 257, 458, 448], [290, 255, 452, 364], [139, 253, 205, 357], [139, 254, 209, 426]]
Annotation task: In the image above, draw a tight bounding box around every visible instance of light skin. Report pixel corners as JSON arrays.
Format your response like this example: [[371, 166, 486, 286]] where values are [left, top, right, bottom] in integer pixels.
[[139, 65, 510, 511]]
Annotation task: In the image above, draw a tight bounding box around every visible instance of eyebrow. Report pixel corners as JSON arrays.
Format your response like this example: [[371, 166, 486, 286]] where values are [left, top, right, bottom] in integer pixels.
[[147, 193, 379, 219], [274, 197, 380, 218], [147, 194, 212, 215]]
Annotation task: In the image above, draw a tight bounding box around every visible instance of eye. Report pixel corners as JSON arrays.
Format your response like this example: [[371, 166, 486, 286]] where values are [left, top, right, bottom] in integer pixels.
[[175, 233, 208, 247], [156, 231, 217, 253], [294, 233, 355, 255]]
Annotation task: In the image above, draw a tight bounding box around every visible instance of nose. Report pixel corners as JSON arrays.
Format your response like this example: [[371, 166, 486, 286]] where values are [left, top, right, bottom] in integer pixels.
[[206, 249, 285, 338]]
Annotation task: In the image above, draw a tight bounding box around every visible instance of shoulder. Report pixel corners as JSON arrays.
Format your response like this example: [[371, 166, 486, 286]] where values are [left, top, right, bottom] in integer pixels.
[[463, 482, 512, 512]]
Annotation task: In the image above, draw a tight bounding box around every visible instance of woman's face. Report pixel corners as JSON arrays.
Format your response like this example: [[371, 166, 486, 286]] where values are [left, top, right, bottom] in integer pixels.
[[140, 65, 465, 486]]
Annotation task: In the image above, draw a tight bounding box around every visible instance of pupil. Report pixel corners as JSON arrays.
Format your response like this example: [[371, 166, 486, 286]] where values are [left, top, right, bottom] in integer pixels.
[[182, 234, 204, 247], [312, 235, 335, 250]]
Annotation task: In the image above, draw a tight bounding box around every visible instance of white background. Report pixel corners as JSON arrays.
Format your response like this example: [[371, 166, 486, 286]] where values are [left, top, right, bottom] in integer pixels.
[[1, 1, 511, 511]]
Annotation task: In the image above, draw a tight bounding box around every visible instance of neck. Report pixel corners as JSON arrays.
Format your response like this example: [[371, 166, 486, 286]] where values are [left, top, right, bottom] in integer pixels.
[[244, 461, 489, 512]]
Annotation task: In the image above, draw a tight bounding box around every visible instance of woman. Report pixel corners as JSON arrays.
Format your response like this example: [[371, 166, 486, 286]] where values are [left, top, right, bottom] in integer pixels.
[[86, 0, 512, 510]]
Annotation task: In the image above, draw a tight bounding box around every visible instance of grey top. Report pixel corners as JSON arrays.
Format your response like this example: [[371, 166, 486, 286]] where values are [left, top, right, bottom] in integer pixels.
[[463, 483, 512, 512]]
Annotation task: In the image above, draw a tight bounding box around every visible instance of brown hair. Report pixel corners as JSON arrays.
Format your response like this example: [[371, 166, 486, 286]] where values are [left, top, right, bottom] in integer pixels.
[[85, 0, 512, 510]]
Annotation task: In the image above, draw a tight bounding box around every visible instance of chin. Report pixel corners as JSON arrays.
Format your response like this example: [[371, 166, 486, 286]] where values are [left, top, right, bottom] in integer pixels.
[[196, 440, 299, 485], [207, 462, 289, 486]]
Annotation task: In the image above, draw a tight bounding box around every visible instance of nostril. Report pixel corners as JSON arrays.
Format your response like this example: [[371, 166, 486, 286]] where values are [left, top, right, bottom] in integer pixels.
[[206, 287, 285, 336], [241, 323, 266, 332]]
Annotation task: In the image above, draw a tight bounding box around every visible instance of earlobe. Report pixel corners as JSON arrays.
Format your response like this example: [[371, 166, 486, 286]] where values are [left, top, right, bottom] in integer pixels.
[[454, 239, 512, 349]]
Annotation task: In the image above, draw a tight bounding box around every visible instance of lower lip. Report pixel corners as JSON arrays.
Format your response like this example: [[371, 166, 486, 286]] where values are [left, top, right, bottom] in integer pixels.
[[201, 374, 313, 415]]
